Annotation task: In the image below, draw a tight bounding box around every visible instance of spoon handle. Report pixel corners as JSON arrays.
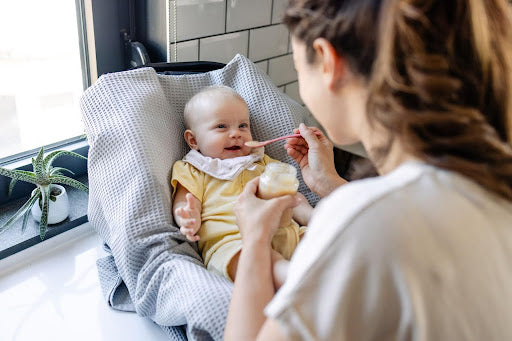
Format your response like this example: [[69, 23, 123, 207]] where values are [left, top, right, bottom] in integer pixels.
[[267, 131, 322, 143], [264, 133, 303, 144], [246, 131, 322, 148]]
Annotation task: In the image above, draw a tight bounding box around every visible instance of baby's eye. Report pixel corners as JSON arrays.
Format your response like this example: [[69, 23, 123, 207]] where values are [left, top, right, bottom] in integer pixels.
[[216, 124, 226, 129], [239, 123, 249, 129]]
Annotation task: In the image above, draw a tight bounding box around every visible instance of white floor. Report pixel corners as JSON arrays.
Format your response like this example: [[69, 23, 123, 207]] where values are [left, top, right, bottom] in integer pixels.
[[0, 223, 168, 341]]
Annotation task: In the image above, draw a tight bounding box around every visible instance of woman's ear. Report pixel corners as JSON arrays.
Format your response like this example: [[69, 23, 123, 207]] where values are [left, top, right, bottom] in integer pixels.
[[312, 38, 346, 90], [184, 130, 199, 150]]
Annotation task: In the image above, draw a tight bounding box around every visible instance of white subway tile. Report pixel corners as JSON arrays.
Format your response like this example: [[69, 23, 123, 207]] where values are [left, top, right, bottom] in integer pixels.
[[254, 60, 268, 74], [249, 25, 288, 61], [170, 40, 199, 62], [172, 0, 225, 41], [200, 31, 249, 64], [226, 0, 272, 32], [285, 82, 303, 105], [268, 54, 297, 86], [272, 0, 287, 24]]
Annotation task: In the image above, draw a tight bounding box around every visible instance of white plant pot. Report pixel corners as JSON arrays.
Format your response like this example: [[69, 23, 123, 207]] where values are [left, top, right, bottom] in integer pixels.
[[31, 184, 70, 224]]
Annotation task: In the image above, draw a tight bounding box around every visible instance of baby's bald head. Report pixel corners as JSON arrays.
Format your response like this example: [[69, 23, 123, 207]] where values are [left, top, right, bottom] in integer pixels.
[[184, 85, 247, 130]]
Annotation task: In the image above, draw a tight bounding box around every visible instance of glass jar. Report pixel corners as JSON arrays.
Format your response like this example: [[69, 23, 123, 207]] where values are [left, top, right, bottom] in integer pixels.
[[258, 162, 299, 227]]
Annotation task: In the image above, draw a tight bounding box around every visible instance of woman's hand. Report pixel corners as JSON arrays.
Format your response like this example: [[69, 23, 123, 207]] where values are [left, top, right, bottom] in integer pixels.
[[285, 123, 347, 197], [234, 177, 299, 246]]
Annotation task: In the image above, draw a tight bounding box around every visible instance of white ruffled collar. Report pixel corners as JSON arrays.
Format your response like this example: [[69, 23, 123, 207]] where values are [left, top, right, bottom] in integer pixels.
[[182, 147, 264, 180]]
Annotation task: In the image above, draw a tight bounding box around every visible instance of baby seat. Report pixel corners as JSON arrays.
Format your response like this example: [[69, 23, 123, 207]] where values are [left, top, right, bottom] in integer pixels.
[[80, 54, 321, 340]]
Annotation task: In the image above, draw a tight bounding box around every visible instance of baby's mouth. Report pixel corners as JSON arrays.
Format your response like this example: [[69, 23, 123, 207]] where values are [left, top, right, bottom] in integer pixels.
[[225, 145, 242, 151]]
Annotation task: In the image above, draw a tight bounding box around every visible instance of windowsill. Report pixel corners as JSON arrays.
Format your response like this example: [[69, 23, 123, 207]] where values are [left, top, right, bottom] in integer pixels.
[[0, 174, 89, 259], [0, 222, 167, 340]]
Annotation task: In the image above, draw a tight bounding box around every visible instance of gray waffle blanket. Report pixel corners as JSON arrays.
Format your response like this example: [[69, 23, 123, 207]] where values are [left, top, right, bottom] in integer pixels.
[[80, 54, 319, 340]]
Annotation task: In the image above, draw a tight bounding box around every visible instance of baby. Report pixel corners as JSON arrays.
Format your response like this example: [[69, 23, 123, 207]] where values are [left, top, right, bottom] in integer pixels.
[[171, 85, 312, 282]]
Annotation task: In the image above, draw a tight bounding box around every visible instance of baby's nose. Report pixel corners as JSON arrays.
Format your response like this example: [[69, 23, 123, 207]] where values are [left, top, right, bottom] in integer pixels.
[[229, 128, 242, 137]]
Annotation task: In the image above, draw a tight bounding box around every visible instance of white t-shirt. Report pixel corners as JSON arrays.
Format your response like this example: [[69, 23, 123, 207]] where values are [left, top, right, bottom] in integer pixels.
[[265, 161, 512, 340]]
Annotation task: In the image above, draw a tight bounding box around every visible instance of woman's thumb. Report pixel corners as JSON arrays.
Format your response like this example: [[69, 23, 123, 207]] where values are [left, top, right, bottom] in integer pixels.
[[298, 123, 319, 147]]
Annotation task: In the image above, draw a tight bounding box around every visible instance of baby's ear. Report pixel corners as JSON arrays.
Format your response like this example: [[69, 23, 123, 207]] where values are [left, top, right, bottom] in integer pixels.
[[184, 130, 199, 150]]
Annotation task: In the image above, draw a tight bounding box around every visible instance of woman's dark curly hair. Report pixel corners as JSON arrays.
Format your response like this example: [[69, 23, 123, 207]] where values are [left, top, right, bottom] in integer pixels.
[[284, 0, 512, 200]]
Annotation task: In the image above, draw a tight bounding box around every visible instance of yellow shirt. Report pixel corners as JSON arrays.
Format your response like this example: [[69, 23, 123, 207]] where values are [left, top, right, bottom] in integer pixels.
[[171, 154, 277, 266]]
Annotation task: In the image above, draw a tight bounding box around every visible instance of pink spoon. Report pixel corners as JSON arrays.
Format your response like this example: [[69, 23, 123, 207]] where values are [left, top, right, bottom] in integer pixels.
[[245, 131, 321, 148]]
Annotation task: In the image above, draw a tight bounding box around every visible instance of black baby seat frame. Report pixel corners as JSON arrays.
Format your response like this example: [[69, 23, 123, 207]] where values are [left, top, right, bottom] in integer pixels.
[[133, 61, 226, 75]]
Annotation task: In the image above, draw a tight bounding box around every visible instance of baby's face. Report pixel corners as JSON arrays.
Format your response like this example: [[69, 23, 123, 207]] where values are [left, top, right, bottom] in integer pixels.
[[188, 97, 253, 159]]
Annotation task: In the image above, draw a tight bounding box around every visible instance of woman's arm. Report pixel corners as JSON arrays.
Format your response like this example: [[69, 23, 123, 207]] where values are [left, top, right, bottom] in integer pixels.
[[224, 178, 299, 340], [225, 238, 274, 340], [285, 124, 347, 197]]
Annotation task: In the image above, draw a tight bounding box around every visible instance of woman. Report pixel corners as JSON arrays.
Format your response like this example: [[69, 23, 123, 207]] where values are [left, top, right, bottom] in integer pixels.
[[225, 0, 512, 340]]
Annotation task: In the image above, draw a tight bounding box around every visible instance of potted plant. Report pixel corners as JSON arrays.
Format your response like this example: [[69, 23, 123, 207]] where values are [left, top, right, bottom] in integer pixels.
[[0, 147, 88, 240]]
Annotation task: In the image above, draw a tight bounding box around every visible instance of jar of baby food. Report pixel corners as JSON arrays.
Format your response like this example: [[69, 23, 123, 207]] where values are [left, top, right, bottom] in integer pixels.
[[258, 162, 299, 227]]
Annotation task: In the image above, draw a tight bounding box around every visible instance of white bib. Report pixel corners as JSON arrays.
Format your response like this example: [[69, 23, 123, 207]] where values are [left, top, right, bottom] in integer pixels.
[[182, 147, 264, 181]]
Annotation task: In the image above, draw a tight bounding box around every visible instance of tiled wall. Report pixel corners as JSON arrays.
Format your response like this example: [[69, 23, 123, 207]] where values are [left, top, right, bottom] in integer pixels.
[[167, 0, 302, 104]]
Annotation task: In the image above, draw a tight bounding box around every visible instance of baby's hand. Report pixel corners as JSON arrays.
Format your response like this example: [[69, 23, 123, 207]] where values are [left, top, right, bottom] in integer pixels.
[[175, 193, 201, 242]]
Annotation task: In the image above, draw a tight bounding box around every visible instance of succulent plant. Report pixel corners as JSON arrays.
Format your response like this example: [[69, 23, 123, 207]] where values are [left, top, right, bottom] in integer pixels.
[[0, 147, 88, 240]]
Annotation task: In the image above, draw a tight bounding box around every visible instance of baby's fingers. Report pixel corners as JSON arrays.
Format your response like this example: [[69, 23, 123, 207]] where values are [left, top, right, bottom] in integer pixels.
[[179, 217, 197, 229], [180, 225, 200, 241], [186, 234, 200, 242], [175, 206, 191, 219], [180, 223, 198, 234]]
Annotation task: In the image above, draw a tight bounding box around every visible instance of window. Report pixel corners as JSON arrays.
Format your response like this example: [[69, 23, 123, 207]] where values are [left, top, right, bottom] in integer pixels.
[[0, 0, 99, 257], [0, 0, 136, 257], [0, 0, 87, 160]]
